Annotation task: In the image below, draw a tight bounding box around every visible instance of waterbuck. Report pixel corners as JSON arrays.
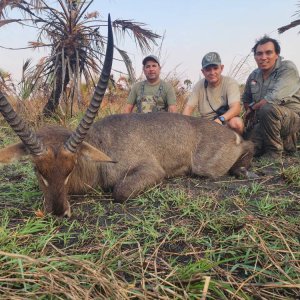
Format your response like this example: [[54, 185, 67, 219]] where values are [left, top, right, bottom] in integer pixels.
[[0, 18, 254, 217]]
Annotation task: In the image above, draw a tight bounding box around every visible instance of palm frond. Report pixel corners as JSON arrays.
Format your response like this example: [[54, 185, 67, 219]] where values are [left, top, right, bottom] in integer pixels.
[[0, 0, 42, 19], [28, 41, 47, 48], [115, 47, 136, 84], [22, 58, 33, 74], [76, 0, 93, 24], [0, 18, 21, 26], [2, 0, 160, 114], [113, 19, 161, 53], [278, 19, 300, 33], [0, 0, 16, 18], [85, 11, 99, 20]]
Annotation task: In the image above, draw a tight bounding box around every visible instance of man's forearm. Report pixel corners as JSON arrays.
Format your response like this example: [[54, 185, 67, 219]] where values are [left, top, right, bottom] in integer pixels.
[[222, 103, 241, 121], [124, 103, 134, 113], [182, 105, 194, 116], [168, 104, 177, 113], [252, 99, 268, 110]]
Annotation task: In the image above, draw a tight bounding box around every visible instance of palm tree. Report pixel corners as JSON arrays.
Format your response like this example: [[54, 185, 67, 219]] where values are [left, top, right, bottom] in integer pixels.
[[0, 0, 160, 116], [278, 1, 300, 33]]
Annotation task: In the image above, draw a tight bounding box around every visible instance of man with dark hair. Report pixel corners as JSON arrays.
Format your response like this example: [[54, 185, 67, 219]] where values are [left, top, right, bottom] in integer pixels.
[[124, 55, 177, 113], [243, 35, 300, 159], [252, 36, 281, 56]]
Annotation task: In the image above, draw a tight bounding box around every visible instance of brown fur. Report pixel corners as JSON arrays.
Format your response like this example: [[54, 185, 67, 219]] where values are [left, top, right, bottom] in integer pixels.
[[0, 113, 254, 216]]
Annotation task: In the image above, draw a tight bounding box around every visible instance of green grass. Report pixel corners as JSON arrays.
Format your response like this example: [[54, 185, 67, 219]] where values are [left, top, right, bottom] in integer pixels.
[[282, 165, 300, 187], [0, 124, 300, 299]]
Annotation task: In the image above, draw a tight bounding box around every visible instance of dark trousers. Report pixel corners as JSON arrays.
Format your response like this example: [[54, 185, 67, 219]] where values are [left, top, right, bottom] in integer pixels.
[[246, 104, 300, 156]]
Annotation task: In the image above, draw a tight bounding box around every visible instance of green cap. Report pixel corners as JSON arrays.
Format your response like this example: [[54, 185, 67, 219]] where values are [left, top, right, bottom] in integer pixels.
[[202, 52, 221, 68], [142, 55, 160, 66]]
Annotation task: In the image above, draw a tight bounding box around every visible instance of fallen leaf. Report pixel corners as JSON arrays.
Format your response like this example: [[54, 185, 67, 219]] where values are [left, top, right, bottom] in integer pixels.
[[35, 209, 45, 218]]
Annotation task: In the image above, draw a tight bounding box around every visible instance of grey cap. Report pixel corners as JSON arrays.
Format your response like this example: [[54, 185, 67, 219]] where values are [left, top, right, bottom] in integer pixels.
[[142, 55, 160, 66], [202, 52, 221, 69]]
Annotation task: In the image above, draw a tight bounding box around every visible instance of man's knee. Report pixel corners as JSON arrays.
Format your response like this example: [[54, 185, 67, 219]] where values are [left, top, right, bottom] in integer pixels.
[[258, 103, 278, 120]]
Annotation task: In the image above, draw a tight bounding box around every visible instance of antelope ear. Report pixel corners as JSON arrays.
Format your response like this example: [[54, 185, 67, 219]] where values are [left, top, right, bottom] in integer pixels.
[[0, 143, 29, 164], [80, 141, 115, 162]]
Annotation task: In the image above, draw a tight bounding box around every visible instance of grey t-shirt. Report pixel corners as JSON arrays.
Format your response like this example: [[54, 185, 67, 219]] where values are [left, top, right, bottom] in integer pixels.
[[186, 76, 240, 120]]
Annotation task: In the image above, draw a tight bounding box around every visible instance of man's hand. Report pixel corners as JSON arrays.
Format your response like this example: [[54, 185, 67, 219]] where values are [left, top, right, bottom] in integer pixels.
[[244, 108, 252, 120], [244, 109, 257, 131], [123, 103, 134, 113], [168, 104, 177, 113], [182, 104, 194, 116], [214, 118, 222, 125], [243, 99, 266, 132], [252, 99, 267, 110]]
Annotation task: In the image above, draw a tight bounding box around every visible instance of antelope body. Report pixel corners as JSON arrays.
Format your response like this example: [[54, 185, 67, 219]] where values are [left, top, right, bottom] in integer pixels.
[[0, 16, 254, 217], [0, 111, 254, 217]]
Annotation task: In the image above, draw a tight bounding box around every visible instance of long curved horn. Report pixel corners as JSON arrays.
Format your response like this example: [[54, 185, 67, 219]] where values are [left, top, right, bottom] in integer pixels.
[[0, 92, 44, 155], [65, 14, 114, 153]]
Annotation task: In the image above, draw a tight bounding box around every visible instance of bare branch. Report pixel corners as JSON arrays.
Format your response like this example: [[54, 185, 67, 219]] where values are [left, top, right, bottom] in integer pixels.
[[0, 18, 21, 26]]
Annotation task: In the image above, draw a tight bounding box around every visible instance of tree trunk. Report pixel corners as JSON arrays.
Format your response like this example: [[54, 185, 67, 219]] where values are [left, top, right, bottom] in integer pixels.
[[42, 68, 69, 117]]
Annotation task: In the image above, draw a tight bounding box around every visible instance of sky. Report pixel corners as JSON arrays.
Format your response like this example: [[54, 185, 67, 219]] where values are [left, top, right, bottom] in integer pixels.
[[1, 0, 300, 85]]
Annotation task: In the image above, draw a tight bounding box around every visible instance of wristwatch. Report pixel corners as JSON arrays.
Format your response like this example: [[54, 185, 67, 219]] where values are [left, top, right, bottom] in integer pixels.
[[218, 116, 226, 125], [248, 101, 255, 111]]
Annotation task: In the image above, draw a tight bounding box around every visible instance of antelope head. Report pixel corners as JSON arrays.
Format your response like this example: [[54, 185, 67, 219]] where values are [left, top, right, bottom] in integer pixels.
[[0, 15, 114, 217]]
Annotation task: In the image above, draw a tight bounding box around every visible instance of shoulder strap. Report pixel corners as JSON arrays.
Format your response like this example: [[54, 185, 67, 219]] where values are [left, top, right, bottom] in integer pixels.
[[139, 81, 163, 99], [156, 82, 166, 107], [157, 83, 163, 97], [204, 80, 218, 113], [137, 81, 165, 112], [205, 79, 228, 113], [140, 80, 146, 98], [136, 81, 147, 113]]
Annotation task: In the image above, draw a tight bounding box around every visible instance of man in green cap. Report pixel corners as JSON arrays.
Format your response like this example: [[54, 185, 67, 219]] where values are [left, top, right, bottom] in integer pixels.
[[124, 55, 177, 113], [183, 52, 244, 135]]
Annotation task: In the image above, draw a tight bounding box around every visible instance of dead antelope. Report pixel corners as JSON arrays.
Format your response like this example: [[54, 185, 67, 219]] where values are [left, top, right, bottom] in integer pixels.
[[0, 19, 255, 217]]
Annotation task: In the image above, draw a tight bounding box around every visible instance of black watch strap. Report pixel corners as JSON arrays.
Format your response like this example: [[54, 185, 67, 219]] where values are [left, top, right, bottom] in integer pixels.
[[218, 116, 226, 124]]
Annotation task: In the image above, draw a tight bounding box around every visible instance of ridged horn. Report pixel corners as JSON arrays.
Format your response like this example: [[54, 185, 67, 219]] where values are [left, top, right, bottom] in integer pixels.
[[0, 92, 44, 155], [65, 14, 114, 153]]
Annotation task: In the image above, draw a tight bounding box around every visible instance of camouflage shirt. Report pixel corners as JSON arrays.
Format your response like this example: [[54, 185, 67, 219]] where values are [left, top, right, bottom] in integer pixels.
[[127, 80, 176, 113]]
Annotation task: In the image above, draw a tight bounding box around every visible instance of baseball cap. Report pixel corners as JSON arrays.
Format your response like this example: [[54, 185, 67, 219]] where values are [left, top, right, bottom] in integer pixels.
[[142, 55, 160, 66], [202, 52, 221, 69]]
